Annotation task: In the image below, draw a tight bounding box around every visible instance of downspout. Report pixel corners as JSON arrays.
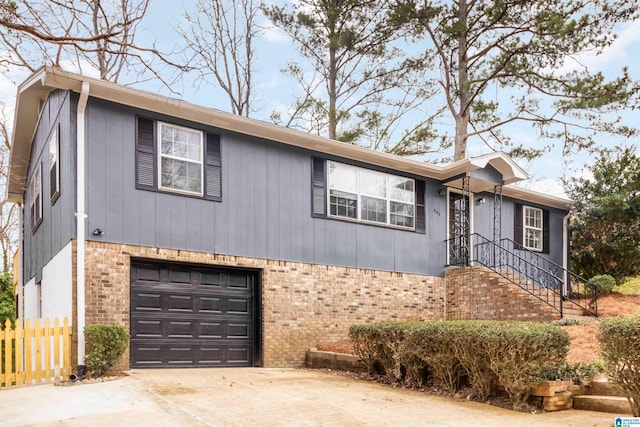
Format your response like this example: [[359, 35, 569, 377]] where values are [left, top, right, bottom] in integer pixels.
[[76, 82, 90, 378], [562, 212, 570, 298]]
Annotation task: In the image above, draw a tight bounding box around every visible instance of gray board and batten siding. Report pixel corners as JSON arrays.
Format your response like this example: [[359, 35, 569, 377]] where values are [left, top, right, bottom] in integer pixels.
[[23, 89, 77, 283], [23, 91, 567, 282], [83, 96, 445, 276]]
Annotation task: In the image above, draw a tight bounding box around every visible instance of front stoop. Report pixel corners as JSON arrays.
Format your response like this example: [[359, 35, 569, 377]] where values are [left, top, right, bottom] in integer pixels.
[[573, 377, 634, 415], [573, 395, 633, 415]]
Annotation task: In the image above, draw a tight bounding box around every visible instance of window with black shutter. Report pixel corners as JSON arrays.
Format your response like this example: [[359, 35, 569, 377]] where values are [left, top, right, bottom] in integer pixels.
[[312, 158, 425, 232], [514, 203, 550, 253], [135, 117, 222, 201]]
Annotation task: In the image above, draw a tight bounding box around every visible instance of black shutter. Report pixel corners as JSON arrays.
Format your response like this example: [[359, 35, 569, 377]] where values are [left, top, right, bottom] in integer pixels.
[[205, 133, 222, 200], [542, 209, 550, 254], [415, 180, 426, 234], [514, 203, 523, 246], [311, 157, 326, 216], [136, 117, 155, 190]]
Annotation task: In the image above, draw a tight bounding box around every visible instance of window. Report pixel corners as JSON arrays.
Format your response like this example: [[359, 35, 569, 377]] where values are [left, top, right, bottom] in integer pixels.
[[327, 161, 415, 229], [30, 163, 42, 232], [514, 203, 549, 253], [523, 206, 543, 251], [135, 117, 222, 200], [49, 124, 60, 203], [158, 122, 203, 195]]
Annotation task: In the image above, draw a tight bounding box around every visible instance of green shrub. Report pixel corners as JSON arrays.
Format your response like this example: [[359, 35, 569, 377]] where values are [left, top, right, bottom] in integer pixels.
[[84, 324, 129, 377], [598, 317, 640, 416], [451, 321, 495, 400], [590, 274, 616, 296], [349, 320, 569, 410], [538, 360, 604, 385], [485, 322, 569, 410]]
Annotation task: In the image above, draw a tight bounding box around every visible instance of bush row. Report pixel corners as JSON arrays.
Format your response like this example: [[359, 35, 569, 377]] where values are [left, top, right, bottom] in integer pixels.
[[598, 317, 640, 417], [349, 320, 569, 410]]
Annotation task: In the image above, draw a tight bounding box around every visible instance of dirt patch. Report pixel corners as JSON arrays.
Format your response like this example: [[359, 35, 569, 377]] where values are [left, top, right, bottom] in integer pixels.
[[316, 342, 354, 354], [597, 293, 640, 317]]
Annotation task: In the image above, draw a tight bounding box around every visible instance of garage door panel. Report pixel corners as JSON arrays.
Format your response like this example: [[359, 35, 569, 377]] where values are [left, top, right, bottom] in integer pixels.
[[167, 321, 194, 338], [168, 295, 194, 311], [131, 319, 163, 338], [198, 297, 222, 313], [130, 262, 258, 368], [135, 266, 162, 283], [131, 341, 253, 367], [228, 298, 250, 314], [199, 322, 223, 338], [228, 323, 249, 338], [229, 274, 249, 289], [168, 269, 192, 285], [200, 272, 223, 287], [227, 347, 251, 363]]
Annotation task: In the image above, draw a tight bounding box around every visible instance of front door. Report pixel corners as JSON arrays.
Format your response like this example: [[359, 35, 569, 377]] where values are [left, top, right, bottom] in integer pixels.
[[448, 191, 470, 265]]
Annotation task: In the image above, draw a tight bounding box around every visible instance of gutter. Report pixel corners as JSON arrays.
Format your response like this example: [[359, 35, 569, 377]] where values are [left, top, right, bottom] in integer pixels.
[[75, 81, 90, 378]]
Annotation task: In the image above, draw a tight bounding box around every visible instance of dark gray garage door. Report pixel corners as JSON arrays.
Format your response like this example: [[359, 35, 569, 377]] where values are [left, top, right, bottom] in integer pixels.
[[130, 261, 260, 368]]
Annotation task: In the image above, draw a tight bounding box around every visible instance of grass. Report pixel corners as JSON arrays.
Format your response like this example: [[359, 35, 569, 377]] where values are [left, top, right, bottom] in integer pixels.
[[613, 275, 640, 295]]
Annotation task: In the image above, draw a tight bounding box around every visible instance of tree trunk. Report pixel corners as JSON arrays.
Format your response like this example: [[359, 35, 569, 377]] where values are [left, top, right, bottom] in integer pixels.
[[328, 41, 337, 140], [454, 0, 470, 161]]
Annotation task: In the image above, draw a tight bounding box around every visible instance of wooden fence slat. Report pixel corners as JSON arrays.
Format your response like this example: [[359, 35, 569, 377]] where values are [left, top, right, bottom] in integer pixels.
[[24, 319, 33, 384], [62, 318, 71, 378], [53, 318, 60, 379], [15, 321, 24, 386], [0, 317, 72, 389], [44, 318, 52, 379]]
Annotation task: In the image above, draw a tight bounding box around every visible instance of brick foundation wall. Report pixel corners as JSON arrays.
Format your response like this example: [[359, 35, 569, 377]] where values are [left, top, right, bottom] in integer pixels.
[[445, 266, 560, 322], [81, 241, 446, 368]]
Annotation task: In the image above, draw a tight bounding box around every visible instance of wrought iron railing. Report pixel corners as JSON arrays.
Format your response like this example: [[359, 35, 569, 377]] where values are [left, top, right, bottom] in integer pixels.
[[499, 238, 597, 316], [446, 233, 598, 317]]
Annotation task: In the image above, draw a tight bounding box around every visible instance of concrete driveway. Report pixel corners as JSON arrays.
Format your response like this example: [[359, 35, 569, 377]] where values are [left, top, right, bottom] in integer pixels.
[[0, 368, 619, 426]]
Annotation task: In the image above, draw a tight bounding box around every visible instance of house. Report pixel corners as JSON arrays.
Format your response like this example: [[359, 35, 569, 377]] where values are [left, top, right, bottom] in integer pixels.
[[8, 67, 595, 373]]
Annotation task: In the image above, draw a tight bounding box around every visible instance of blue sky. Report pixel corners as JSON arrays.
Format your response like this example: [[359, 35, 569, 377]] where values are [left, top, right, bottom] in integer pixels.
[[2, 1, 639, 198]]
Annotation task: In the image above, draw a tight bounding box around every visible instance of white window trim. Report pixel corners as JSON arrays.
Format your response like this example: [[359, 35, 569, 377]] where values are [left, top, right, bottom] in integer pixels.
[[157, 121, 204, 196], [326, 161, 416, 230], [49, 125, 60, 202], [30, 163, 43, 232], [523, 205, 543, 252]]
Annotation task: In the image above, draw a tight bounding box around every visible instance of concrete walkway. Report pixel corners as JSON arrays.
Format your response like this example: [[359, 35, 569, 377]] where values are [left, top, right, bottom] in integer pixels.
[[0, 369, 621, 426]]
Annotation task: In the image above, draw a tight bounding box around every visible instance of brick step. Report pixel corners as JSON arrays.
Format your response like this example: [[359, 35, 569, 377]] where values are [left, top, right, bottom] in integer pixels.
[[562, 307, 587, 316], [573, 395, 633, 414], [588, 380, 626, 397]]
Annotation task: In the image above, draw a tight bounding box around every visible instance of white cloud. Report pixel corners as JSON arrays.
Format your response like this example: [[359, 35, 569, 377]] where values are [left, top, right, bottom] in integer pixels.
[[521, 177, 567, 198], [260, 20, 289, 43], [557, 22, 640, 74], [58, 59, 101, 78]]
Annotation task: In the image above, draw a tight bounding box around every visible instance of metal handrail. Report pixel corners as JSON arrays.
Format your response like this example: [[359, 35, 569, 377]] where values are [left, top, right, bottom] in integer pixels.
[[445, 233, 598, 317], [500, 238, 598, 316]]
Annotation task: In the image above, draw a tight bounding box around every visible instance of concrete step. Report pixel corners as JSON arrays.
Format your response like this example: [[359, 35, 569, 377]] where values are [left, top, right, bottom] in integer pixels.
[[588, 380, 626, 397], [573, 395, 633, 414]]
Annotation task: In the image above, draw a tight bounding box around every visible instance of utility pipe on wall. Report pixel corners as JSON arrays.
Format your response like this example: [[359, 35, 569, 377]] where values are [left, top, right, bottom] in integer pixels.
[[562, 212, 570, 297], [76, 81, 90, 377]]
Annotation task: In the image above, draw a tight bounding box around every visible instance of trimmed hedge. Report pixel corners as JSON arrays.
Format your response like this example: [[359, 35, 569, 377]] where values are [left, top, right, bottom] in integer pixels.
[[85, 324, 129, 377], [590, 274, 616, 296], [350, 320, 569, 410], [598, 317, 640, 416]]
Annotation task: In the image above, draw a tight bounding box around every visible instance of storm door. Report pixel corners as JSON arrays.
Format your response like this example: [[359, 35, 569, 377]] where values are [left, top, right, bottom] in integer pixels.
[[448, 191, 470, 265]]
